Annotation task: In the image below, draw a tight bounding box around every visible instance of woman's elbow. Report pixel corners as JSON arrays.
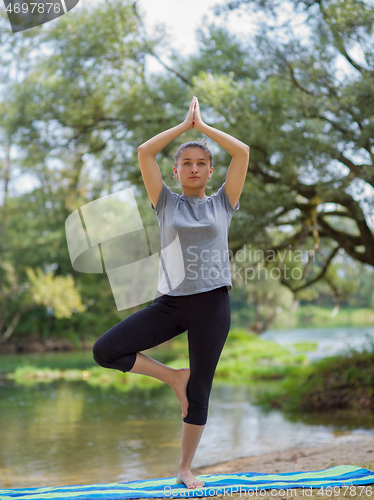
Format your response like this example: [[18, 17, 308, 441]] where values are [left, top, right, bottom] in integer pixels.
[[138, 144, 153, 158], [237, 144, 250, 157]]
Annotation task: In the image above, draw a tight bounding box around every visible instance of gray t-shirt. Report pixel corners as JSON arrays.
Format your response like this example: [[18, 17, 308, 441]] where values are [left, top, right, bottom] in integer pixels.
[[151, 180, 239, 297]]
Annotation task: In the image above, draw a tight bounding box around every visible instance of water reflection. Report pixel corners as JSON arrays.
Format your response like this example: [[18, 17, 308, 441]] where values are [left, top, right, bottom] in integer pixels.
[[1, 379, 373, 488]]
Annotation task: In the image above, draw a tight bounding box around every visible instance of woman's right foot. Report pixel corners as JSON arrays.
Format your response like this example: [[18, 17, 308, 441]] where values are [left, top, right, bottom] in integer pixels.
[[171, 368, 190, 418], [177, 468, 205, 489]]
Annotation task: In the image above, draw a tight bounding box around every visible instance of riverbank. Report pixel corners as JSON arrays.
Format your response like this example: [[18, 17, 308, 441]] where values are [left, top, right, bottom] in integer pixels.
[[195, 433, 374, 476], [193, 433, 374, 498], [0, 336, 91, 355], [1, 305, 373, 355]]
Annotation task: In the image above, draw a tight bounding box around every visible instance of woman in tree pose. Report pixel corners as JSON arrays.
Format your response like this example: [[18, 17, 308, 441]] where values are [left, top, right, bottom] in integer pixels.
[[93, 96, 250, 489]]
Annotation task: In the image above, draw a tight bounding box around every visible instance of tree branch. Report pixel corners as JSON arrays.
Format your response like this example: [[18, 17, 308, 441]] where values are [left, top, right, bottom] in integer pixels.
[[146, 49, 193, 86], [281, 244, 341, 293], [319, 4, 368, 74], [285, 61, 314, 96], [317, 217, 373, 265]]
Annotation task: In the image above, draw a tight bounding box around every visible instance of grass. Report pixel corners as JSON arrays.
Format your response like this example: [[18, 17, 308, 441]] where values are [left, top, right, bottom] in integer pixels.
[[6, 327, 313, 389], [7, 327, 374, 414], [215, 328, 311, 383]]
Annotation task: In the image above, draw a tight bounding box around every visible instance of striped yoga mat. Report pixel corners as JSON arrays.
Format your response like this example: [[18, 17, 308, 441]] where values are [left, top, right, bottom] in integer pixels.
[[1, 465, 373, 499]]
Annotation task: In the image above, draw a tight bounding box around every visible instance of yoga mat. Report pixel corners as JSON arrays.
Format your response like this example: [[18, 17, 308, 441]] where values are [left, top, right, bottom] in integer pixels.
[[1, 465, 374, 499]]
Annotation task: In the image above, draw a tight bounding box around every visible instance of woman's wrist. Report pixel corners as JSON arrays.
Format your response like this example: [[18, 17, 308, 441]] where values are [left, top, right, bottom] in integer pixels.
[[180, 120, 192, 132], [139, 121, 191, 157], [194, 121, 208, 134]]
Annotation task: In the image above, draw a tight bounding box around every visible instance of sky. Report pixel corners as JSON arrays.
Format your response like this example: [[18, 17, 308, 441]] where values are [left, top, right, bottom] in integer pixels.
[[78, 0, 260, 73], [136, 0, 258, 65]]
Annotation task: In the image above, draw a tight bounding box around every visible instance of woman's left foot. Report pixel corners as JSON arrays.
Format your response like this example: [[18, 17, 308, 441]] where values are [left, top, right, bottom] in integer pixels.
[[177, 468, 205, 489]]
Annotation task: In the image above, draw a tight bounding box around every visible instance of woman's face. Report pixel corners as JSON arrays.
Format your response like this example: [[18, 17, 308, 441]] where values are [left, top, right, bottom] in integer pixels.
[[174, 147, 213, 191]]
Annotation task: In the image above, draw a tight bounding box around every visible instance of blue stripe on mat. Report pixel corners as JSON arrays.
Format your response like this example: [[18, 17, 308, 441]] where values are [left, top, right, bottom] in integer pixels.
[[1, 465, 374, 499]]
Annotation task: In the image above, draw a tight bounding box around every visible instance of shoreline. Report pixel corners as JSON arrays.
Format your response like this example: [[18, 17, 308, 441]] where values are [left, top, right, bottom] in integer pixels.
[[1, 434, 373, 493], [193, 433, 374, 476]]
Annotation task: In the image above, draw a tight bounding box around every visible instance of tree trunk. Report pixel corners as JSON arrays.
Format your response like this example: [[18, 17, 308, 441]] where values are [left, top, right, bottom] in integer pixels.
[[0, 309, 22, 343]]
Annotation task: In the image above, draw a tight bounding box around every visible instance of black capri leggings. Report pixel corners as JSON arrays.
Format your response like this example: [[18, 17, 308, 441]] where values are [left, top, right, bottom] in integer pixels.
[[92, 285, 231, 426]]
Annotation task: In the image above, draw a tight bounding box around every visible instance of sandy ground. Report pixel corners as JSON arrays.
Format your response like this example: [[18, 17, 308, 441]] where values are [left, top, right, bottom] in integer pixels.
[[194, 434, 374, 475], [191, 434, 374, 499]]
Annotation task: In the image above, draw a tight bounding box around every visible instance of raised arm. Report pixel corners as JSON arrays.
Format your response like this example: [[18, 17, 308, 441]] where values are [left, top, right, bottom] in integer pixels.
[[193, 98, 250, 209], [138, 99, 195, 209]]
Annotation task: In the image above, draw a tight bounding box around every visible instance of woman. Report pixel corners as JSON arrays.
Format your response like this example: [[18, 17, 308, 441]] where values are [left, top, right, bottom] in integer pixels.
[[93, 96, 250, 489]]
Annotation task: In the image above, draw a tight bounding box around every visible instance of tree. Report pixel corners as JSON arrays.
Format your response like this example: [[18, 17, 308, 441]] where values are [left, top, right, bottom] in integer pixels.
[[3, 0, 373, 343], [0, 0, 162, 342], [0, 262, 86, 343], [168, 1, 374, 297]]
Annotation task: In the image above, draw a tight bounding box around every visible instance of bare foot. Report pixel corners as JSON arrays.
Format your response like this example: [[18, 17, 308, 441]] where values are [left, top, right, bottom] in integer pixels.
[[177, 468, 205, 489], [171, 368, 190, 418]]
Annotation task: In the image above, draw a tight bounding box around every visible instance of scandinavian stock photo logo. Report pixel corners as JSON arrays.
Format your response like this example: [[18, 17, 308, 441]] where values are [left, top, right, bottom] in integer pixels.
[[3, 0, 79, 33]]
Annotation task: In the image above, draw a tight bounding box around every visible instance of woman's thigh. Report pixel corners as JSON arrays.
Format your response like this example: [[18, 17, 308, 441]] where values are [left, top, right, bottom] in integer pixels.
[[93, 294, 188, 368], [185, 286, 231, 373]]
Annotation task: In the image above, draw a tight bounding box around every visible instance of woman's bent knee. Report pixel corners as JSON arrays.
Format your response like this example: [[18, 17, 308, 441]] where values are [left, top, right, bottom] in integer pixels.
[[92, 336, 137, 372], [92, 337, 111, 368]]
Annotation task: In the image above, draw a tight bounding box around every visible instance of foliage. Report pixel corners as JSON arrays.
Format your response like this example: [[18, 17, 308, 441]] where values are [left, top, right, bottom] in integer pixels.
[[6, 327, 313, 387], [231, 250, 295, 332], [0, 0, 159, 341], [25, 267, 86, 318], [7, 327, 374, 412], [254, 336, 374, 411], [178, 0, 374, 292], [0, 261, 86, 342], [296, 257, 374, 307]]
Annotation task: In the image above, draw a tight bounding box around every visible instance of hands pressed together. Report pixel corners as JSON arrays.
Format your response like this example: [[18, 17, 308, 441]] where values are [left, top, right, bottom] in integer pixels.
[[184, 96, 204, 130]]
